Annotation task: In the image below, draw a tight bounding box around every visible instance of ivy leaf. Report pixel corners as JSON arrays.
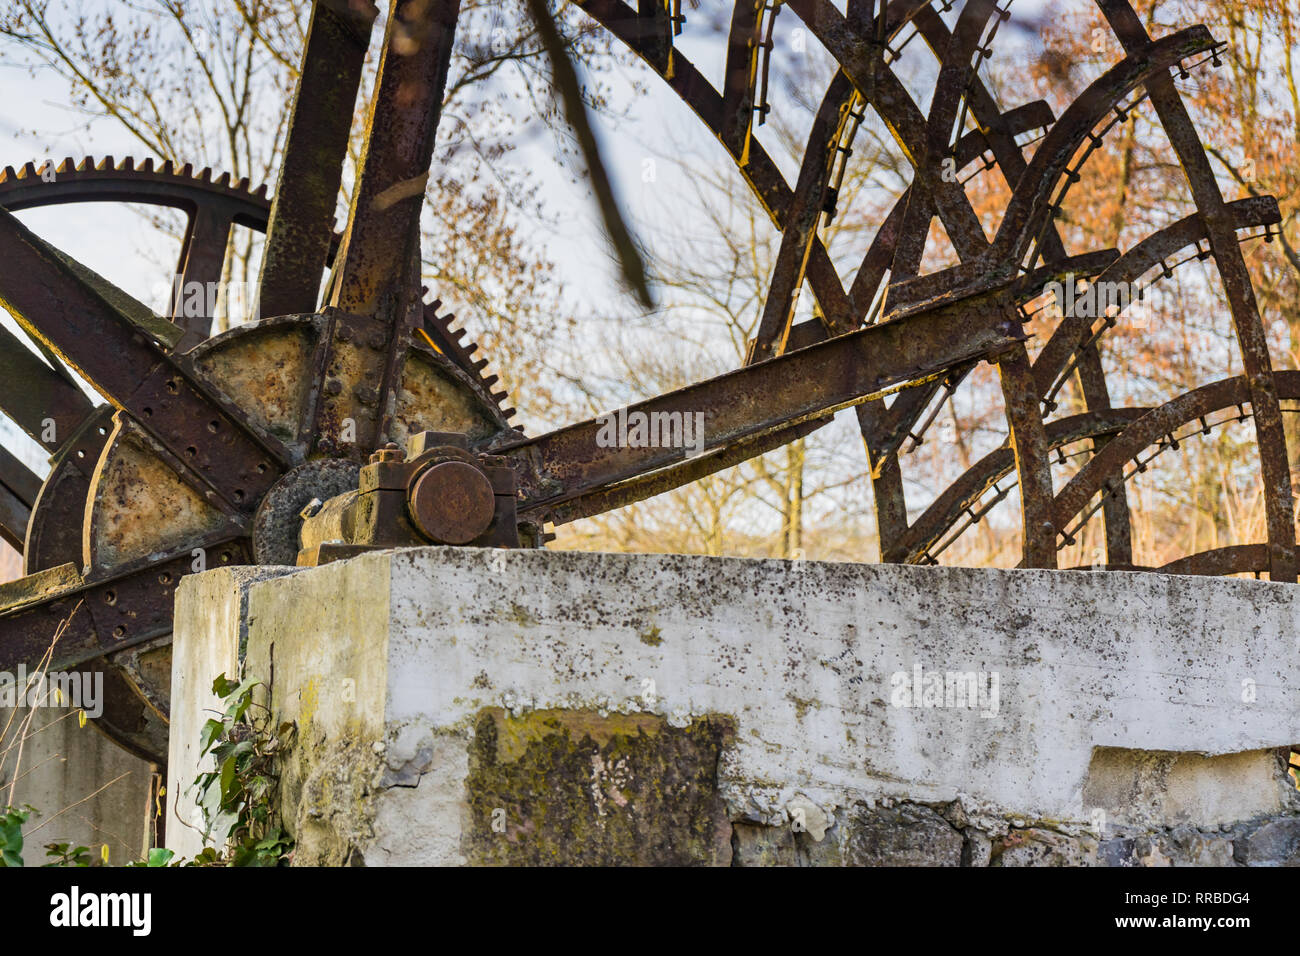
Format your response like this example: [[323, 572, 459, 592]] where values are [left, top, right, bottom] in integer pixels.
[[199, 718, 226, 755], [219, 753, 239, 805], [211, 673, 237, 697]]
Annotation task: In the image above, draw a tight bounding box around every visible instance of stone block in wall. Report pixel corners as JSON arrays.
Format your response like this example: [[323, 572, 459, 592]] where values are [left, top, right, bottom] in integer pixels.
[[993, 828, 1099, 867], [1233, 818, 1300, 866], [842, 803, 964, 866]]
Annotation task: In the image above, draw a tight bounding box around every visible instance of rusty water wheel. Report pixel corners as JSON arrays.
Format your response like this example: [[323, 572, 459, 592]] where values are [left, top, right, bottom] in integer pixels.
[[0, 0, 1292, 773]]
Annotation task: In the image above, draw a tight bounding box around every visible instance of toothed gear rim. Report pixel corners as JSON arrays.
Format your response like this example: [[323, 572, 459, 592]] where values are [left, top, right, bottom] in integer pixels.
[[0, 155, 517, 425]]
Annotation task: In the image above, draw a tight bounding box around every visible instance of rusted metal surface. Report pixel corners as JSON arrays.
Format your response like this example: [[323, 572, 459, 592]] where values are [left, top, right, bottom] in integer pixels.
[[1160, 545, 1270, 578], [330, 0, 461, 316], [297, 431, 519, 560], [258, 0, 378, 320], [0, 160, 506, 419], [0, 156, 277, 349], [746, 72, 856, 362], [894, 407, 1146, 564], [884, 0, 999, 299], [1098, 0, 1296, 583], [0, 444, 38, 550], [409, 461, 496, 543], [503, 290, 1025, 516], [0, 322, 95, 454], [0, 208, 291, 514], [252, 458, 363, 565], [22, 408, 116, 574], [996, 343, 1056, 569], [0, 0, 1293, 768]]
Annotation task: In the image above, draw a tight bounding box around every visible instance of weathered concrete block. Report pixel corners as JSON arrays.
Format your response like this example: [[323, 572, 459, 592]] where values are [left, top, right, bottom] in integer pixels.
[[1083, 747, 1282, 829], [165, 565, 302, 862], [167, 547, 1300, 865]]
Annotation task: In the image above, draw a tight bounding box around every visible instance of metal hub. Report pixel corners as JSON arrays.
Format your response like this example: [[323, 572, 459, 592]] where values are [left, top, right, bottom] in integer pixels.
[[408, 460, 496, 544], [252, 458, 362, 566]]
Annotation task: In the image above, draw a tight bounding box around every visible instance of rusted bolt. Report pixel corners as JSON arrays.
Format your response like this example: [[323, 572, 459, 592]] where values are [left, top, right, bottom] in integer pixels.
[[408, 461, 495, 544], [369, 442, 404, 465], [324, 378, 343, 396], [353, 384, 379, 406], [368, 332, 386, 350], [336, 325, 353, 343]]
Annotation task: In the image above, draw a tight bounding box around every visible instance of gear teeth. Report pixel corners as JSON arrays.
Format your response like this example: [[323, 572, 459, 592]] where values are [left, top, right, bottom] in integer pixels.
[[421, 293, 518, 432], [3, 151, 275, 208]]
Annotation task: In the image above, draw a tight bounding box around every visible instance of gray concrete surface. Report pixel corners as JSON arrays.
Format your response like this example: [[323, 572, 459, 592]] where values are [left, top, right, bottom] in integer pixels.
[[168, 547, 1300, 865]]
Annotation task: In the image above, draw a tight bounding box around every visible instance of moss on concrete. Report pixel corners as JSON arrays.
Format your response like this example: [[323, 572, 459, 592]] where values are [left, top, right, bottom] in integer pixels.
[[463, 707, 734, 865]]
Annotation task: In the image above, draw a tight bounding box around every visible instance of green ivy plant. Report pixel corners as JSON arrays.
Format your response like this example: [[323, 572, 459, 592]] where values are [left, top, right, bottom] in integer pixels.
[[43, 841, 93, 866], [191, 673, 296, 867], [0, 809, 97, 867], [3, 671, 295, 868], [0, 806, 32, 867]]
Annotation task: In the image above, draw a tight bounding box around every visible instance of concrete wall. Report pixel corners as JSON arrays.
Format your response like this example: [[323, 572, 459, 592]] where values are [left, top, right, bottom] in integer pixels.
[[1, 541, 153, 865], [169, 547, 1300, 866], [0, 704, 151, 865]]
